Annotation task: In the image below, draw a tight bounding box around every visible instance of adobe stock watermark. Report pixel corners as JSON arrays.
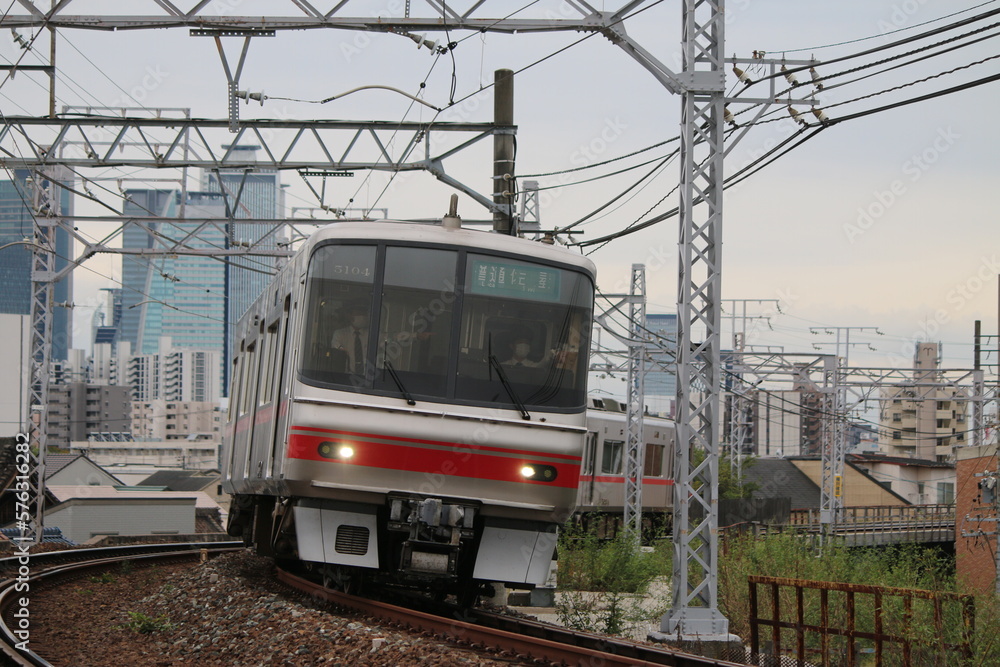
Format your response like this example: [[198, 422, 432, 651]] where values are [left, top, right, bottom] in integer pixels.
[[877, 0, 935, 34], [534, 116, 630, 212], [886, 253, 999, 369], [843, 126, 960, 244], [12, 433, 33, 653]]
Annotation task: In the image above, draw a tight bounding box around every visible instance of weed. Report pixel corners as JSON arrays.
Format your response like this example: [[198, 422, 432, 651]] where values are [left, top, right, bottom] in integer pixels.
[[555, 527, 671, 636], [118, 611, 174, 634]]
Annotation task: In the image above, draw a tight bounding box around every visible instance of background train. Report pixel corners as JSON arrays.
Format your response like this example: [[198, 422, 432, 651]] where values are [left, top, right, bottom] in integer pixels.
[[222, 209, 597, 601], [578, 398, 676, 538]]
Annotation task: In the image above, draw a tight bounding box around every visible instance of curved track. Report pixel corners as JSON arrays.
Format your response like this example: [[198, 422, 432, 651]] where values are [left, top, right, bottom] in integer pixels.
[[276, 567, 745, 666], [0, 541, 243, 666]]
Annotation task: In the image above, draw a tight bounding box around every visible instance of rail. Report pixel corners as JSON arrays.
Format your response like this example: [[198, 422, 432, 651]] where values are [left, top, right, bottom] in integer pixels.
[[276, 566, 746, 666], [0, 541, 242, 666]]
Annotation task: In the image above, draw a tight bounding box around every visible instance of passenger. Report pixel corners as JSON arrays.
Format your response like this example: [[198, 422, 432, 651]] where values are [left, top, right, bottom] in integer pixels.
[[502, 335, 551, 368], [331, 303, 369, 374]]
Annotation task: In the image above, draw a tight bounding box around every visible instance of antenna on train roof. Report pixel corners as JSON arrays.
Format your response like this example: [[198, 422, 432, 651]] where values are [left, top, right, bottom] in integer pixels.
[[442, 194, 462, 229]]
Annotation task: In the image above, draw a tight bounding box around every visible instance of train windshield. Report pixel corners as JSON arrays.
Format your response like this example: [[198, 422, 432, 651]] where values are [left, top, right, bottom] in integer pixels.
[[299, 243, 593, 412]]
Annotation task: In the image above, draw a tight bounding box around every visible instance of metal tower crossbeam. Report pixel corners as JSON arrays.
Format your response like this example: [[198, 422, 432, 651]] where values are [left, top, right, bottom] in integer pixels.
[[0, 117, 511, 214], [0, 1, 662, 36]]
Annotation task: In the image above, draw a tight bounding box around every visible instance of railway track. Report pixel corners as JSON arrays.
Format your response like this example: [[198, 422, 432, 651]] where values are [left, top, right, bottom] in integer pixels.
[[276, 566, 746, 666], [0, 541, 243, 666], [4, 544, 745, 666]]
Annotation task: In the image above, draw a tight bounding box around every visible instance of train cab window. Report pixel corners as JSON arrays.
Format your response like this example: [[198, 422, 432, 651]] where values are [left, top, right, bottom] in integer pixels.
[[299, 244, 377, 387], [601, 439, 624, 474], [455, 254, 592, 410], [374, 247, 457, 398]]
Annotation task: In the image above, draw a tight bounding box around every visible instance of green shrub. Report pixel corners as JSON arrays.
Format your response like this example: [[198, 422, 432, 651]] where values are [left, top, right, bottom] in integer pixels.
[[555, 526, 672, 635], [119, 611, 174, 634]]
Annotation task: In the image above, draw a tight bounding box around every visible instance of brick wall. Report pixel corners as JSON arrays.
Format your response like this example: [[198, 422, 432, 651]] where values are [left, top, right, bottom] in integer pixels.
[[956, 445, 998, 594]]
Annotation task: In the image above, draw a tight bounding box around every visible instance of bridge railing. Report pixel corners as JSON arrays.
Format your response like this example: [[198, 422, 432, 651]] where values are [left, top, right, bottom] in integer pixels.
[[789, 504, 955, 530]]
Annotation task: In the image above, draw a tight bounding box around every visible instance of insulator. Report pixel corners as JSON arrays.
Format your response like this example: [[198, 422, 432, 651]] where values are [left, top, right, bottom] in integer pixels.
[[809, 66, 824, 90], [781, 64, 798, 86], [787, 105, 806, 126], [723, 106, 737, 128], [732, 64, 753, 85], [811, 107, 829, 124]]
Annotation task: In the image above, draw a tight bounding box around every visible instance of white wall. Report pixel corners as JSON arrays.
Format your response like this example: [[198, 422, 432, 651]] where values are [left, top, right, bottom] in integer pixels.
[[0, 314, 29, 438], [45, 497, 195, 544]]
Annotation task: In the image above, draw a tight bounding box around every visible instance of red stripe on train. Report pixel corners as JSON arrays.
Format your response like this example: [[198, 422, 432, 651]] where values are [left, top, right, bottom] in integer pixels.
[[290, 425, 583, 462], [287, 432, 581, 489]]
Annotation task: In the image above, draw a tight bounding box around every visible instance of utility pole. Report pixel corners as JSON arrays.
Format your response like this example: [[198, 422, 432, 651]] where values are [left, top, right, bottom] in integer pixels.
[[493, 69, 515, 234]]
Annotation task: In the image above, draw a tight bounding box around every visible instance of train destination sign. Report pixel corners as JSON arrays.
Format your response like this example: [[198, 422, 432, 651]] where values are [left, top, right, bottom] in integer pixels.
[[469, 258, 561, 302]]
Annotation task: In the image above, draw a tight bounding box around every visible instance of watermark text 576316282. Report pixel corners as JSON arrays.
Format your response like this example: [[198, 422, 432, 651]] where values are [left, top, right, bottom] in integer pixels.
[[12, 432, 33, 651]]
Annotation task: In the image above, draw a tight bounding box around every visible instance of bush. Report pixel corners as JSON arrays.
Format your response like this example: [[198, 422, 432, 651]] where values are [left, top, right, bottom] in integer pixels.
[[119, 611, 173, 634], [555, 526, 672, 636], [718, 533, 996, 665]]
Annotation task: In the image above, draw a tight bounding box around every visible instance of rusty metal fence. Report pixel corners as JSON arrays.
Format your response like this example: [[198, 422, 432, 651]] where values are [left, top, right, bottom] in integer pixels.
[[748, 575, 974, 666]]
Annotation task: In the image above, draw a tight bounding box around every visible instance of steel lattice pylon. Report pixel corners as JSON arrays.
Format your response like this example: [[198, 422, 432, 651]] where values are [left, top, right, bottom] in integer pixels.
[[25, 168, 62, 544], [663, 0, 730, 636], [624, 264, 647, 539]]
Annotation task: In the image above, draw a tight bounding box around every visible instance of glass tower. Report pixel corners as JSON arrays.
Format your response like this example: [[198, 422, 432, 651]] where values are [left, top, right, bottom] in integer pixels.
[[0, 168, 74, 361]]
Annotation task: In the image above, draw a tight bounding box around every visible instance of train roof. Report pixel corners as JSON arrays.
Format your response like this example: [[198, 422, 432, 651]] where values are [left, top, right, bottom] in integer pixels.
[[302, 220, 597, 276]]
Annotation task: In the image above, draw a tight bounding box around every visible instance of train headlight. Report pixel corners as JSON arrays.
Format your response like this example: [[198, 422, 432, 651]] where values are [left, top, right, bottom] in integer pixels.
[[318, 441, 355, 460], [520, 464, 557, 482]]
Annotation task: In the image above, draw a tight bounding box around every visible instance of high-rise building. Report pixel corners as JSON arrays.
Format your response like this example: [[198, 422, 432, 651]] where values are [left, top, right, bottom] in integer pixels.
[[121, 152, 283, 395], [644, 313, 677, 416], [125, 337, 221, 403], [0, 168, 74, 361], [879, 342, 968, 461], [202, 144, 284, 387]]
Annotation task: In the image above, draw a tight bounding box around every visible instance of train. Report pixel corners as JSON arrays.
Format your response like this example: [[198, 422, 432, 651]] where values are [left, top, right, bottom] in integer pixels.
[[576, 398, 675, 537], [221, 206, 598, 601]]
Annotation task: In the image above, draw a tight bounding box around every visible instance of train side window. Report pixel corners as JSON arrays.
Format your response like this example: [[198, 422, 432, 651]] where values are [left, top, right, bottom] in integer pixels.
[[240, 342, 257, 416], [228, 350, 242, 422], [644, 443, 664, 477], [257, 323, 273, 406], [601, 439, 624, 474], [582, 432, 598, 475]]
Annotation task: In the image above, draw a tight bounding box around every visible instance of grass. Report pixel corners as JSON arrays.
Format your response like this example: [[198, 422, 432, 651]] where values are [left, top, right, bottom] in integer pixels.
[[556, 523, 1000, 664], [719, 532, 997, 665], [555, 523, 672, 635], [118, 611, 174, 634]]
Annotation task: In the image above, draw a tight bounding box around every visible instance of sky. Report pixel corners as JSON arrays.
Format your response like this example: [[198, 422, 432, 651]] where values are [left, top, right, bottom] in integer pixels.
[[0, 0, 997, 389]]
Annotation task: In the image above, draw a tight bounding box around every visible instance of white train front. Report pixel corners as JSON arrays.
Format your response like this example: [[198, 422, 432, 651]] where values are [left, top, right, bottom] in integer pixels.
[[222, 215, 596, 599]]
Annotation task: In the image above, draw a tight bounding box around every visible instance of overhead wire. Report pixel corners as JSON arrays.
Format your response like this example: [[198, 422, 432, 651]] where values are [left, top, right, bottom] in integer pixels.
[[593, 291, 990, 441], [771, 0, 1000, 54]]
